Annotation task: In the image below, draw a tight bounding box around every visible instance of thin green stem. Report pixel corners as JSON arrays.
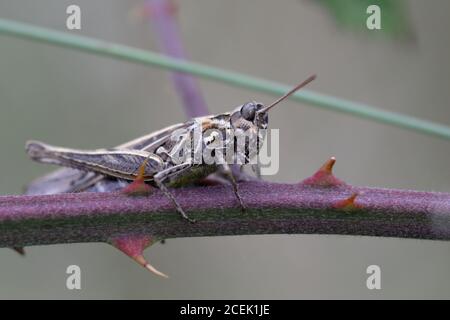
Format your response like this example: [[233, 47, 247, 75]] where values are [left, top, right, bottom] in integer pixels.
[[1, 18, 450, 140]]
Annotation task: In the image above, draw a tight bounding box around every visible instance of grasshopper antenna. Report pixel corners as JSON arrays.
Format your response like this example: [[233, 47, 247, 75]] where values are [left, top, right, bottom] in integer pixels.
[[258, 74, 316, 113]]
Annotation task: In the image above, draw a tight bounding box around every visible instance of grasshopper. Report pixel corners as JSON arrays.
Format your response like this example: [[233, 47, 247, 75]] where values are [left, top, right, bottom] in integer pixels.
[[25, 75, 316, 222]]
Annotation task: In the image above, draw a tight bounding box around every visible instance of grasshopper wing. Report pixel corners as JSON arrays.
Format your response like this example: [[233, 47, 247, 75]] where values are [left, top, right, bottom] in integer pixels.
[[24, 122, 189, 195], [26, 141, 165, 178]]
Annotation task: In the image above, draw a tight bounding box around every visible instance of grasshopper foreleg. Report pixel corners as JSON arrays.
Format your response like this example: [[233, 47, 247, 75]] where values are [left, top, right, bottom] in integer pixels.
[[219, 163, 246, 213]]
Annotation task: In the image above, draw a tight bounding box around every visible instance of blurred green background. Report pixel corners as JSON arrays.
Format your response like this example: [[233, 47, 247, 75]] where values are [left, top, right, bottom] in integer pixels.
[[0, 0, 449, 299]]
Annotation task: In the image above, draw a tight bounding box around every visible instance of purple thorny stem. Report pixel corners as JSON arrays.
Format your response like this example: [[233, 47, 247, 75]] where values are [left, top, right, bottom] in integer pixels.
[[145, 0, 209, 118]]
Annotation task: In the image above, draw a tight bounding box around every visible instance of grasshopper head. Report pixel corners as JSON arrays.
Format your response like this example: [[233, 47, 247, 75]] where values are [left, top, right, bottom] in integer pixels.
[[231, 102, 268, 131]]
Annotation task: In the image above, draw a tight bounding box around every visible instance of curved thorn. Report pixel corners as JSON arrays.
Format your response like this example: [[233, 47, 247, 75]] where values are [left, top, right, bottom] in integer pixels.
[[321, 156, 336, 173], [11, 247, 25, 256], [122, 158, 153, 195], [302, 156, 345, 187], [334, 192, 360, 210], [134, 255, 169, 278]]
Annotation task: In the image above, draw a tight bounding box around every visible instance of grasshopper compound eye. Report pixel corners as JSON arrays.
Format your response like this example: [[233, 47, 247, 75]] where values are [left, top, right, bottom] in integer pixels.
[[241, 102, 257, 121]]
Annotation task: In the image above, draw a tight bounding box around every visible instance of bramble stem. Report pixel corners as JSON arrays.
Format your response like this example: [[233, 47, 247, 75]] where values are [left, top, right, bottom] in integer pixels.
[[1, 18, 450, 140], [1, 182, 450, 248], [145, 0, 209, 117]]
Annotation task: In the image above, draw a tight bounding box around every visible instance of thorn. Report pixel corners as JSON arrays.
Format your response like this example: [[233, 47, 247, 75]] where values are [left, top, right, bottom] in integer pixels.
[[136, 255, 169, 279], [322, 157, 336, 173], [11, 247, 25, 256], [110, 235, 168, 278], [301, 157, 346, 187], [334, 192, 361, 210], [122, 159, 153, 196]]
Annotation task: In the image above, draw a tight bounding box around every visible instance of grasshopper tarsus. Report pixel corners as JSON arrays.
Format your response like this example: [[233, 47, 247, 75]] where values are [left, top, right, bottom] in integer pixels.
[[187, 217, 197, 224], [176, 209, 196, 223], [232, 183, 246, 213]]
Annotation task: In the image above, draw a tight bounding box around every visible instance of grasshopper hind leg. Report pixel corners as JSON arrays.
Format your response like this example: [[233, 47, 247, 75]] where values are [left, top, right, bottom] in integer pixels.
[[153, 165, 197, 223], [153, 177, 196, 223]]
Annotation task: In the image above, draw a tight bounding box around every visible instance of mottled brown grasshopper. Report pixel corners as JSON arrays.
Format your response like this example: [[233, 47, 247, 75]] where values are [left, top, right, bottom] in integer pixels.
[[25, 75, 316, 222]]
